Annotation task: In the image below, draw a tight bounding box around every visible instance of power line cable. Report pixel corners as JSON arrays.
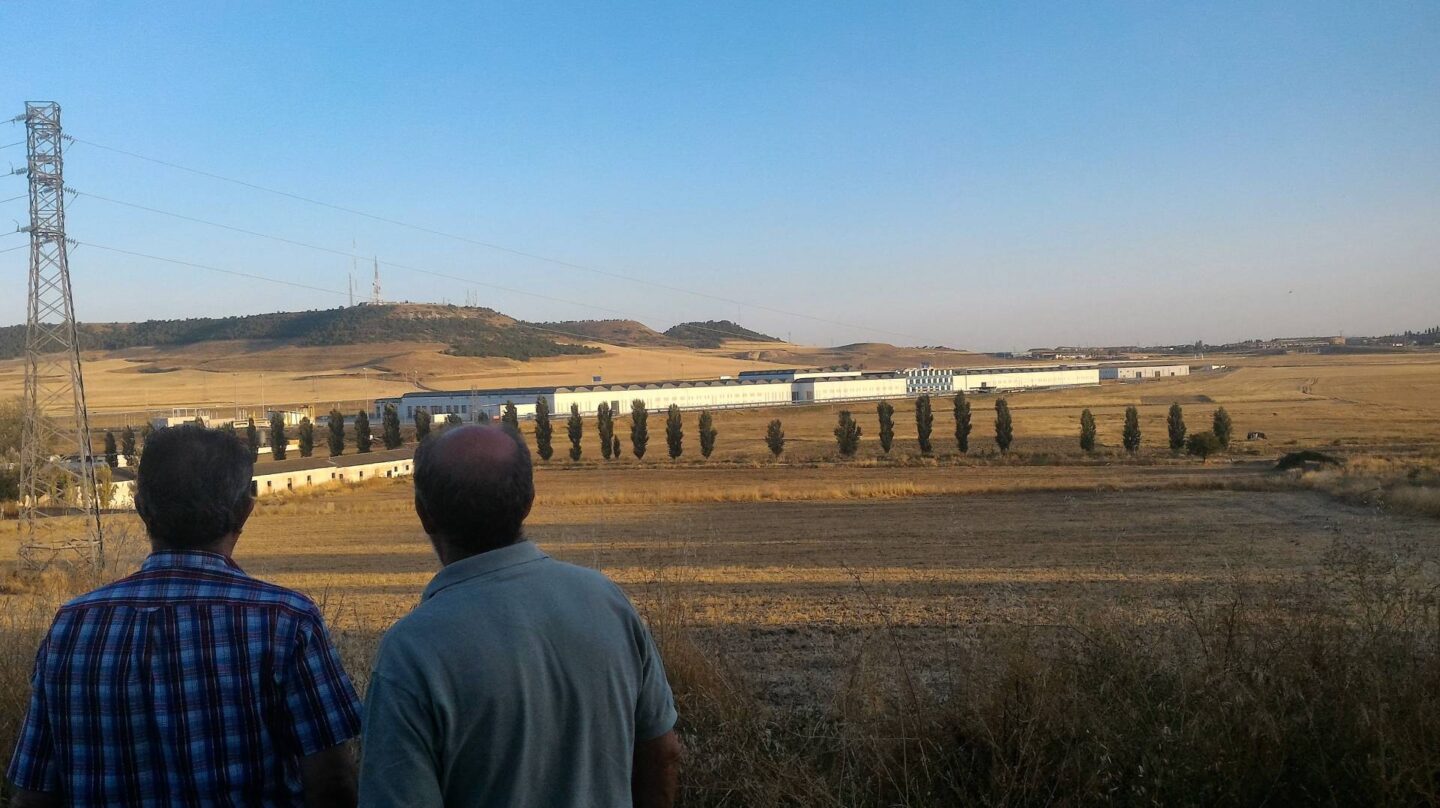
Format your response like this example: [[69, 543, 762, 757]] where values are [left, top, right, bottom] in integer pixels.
[[76, 241, 351, 297], [71, 189, 783, 346], [67, 239, 717, 354], [66, 135, 928, 343], [0, 243, 28, 254]]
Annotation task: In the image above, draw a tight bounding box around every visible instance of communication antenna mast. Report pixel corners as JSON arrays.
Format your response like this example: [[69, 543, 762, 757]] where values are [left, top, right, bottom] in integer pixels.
[[372, 256, 381, 304], [18, 102, 104, 569], [349, 238, 357, 306]]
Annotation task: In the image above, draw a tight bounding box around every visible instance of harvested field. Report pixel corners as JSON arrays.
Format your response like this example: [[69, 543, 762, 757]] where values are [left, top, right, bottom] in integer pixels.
[[3, 350, 1440, 804]]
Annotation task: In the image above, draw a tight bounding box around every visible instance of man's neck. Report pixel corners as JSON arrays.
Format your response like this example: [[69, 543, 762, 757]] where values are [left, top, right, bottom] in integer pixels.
[[150, 535, 237, 558], [434, 536, 522, 567]]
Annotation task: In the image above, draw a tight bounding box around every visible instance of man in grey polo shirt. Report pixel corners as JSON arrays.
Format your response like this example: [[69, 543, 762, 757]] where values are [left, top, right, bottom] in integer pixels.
[[358, 425, 681, 807]]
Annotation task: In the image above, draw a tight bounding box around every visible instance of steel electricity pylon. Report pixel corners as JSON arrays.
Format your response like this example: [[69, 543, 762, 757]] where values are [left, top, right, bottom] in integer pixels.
[[18, 101, 104, 569]]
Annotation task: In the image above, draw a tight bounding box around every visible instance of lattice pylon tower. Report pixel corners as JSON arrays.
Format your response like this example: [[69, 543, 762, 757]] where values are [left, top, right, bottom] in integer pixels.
[[18, 101, 104, 569]]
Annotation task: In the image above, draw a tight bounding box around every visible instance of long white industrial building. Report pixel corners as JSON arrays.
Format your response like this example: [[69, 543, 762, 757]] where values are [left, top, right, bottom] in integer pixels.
[[372, 362, 1187, 422]]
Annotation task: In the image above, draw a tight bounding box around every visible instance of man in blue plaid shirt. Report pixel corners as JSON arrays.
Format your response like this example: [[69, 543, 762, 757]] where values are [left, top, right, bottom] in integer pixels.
[[7, 424, 363, 807]]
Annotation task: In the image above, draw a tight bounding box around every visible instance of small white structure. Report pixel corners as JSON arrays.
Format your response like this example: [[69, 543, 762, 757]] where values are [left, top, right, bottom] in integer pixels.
[[955, 365, 1101, 392], [1099, 364, 1190, 380]]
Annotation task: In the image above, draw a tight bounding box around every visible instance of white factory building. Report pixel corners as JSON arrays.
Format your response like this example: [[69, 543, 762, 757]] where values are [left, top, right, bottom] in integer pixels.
[[373, 362, 1189, 423], [1099, 364, 1190, 380]]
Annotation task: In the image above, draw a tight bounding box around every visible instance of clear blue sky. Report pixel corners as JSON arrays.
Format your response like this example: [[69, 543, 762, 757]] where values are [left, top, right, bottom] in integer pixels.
[[2, 1, 1436, 350]]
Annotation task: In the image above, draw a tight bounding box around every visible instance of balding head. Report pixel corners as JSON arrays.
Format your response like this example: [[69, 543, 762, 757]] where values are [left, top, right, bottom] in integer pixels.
[[413, 425, 535, 560]]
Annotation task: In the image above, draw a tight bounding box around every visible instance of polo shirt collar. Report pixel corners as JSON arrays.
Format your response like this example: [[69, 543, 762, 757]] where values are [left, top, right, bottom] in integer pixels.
[[423, 540, 548, 601], [142, 550, 244, 574]]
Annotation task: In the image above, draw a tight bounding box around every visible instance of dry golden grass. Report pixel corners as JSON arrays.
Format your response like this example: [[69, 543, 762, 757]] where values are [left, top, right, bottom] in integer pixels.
[[3, 453, 1440, 804], [0, 336, 994, 420], [2, 347, 1439, 804]]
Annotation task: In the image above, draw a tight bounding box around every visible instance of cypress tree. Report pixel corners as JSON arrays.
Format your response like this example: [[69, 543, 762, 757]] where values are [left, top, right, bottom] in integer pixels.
[[103, 431, 118, 467], [1123, 405, 1142, 454], [597, 402, 614, 460], [414, 409, 432, 442], [765, 419, 785, 459], [120, 425, 137, 464], [630, 400, 649, 459], [1212, 407, 1233, 448], [611, 435, 621, 460], [665, 404, 684, 460], [698, 411, 717, 459], [502, 401, 519, 430], [994, 398, 1013, 454], [297, 417, 315, 457], [834, 410, 862, 457], [566, 404, 583, 461], [954, 392, 972, 453], [382, 404, 402, 449], [915, 394, 934, 455], [328, 409, 346, 457], [245, 419, 260, 461], [1167, 403, 1187, 453], [1079, 408, 1097, 453], [534, 397, 553, 460], [355, 411, 373, 453], [269, 412, 287, 460], [876, 401, 895, 454], [220, 422, 237, 438]]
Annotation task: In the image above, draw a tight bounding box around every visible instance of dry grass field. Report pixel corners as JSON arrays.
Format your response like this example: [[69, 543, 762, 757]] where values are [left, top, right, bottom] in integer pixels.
[[0, 337, 992, 420], [2, 350, 1439, 804]]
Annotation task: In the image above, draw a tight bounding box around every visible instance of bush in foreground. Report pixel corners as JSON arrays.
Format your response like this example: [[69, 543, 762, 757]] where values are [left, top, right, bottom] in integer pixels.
[[1186, 431, 1222, 459], [649, 537, 1440, 806]]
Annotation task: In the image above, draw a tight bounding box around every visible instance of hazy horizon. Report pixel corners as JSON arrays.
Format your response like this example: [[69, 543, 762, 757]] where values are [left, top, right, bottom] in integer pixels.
[[2, 2, 1437, 352]]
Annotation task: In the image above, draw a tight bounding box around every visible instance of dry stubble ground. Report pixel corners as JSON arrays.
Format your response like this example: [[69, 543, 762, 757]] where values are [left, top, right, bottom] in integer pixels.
[[3, 351, 1440, 803]]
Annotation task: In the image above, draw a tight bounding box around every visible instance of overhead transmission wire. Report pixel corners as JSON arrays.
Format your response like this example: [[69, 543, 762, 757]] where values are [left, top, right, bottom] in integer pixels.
[[66, 236, 739, 356], [65, 135, 930, 345], [68, 188, 798, 348]]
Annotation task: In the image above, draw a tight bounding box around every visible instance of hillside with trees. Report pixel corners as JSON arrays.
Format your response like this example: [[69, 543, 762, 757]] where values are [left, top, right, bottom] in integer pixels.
[[0, 304, 602, 362], [0, 307, 795, 361], [531, 319, 674, 347], [664, 320, 781, 348]]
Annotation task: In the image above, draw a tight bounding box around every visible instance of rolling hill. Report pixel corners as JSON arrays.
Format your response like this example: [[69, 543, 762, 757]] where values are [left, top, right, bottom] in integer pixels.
[[664, 320, 781, 348], [0, 304, 603, 362], [0, 307, 791, 361]]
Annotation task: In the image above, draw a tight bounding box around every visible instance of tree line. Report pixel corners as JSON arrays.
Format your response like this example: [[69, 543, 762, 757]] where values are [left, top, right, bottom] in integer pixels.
[[91, 395, 1238, 472]]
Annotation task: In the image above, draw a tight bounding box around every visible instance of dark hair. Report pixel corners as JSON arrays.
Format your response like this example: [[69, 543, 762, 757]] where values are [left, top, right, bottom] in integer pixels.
[[413, 425, 534, 551], [135, 424, 255, 549]]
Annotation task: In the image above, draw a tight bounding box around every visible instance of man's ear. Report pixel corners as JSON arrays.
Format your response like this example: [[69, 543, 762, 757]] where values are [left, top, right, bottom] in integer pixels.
[[415, 494, 438, 536], [232, 495, 257, 536]]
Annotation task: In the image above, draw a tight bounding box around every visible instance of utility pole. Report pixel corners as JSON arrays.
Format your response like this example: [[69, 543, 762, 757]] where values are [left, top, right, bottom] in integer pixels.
[[18, 102, 104, 569]]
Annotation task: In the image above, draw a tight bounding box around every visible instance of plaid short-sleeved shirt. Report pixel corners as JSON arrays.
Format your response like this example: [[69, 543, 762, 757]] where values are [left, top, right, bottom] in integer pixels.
[[6, 550, 362, 806]]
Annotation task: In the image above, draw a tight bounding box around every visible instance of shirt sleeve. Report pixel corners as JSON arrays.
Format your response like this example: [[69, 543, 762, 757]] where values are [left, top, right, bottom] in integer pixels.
[[357, 671, 444, 808], [6, 636, 58, 793], [282, 610, 363, 757], [632, 613, 678, 742]]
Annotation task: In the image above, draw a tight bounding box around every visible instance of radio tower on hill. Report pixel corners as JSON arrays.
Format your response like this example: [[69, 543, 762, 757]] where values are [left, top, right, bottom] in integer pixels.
[[17, 102, 104, 569], [372, 256, 382, 304]]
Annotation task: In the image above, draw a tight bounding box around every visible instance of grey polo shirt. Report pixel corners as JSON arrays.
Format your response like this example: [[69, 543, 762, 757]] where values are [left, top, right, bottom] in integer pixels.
[[357, 541, 677, 808]]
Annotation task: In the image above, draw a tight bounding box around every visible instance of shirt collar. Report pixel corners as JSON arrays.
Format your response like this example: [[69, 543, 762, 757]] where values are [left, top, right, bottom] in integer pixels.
[[141, 550, 245, 574], [422, 540, 548, 601]]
